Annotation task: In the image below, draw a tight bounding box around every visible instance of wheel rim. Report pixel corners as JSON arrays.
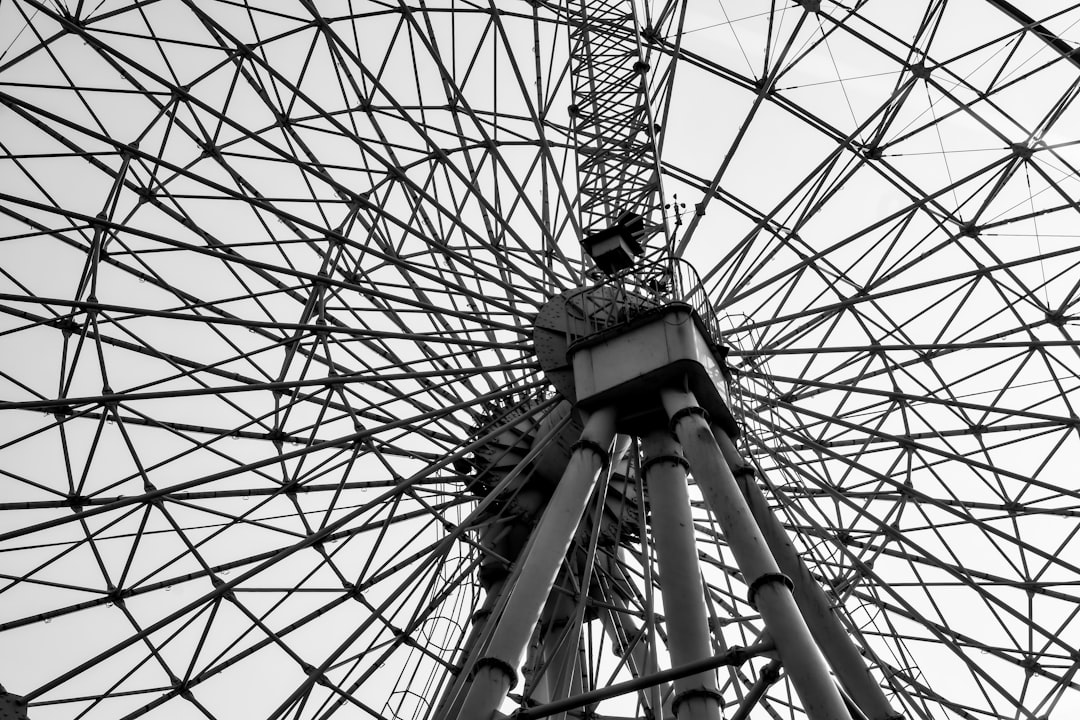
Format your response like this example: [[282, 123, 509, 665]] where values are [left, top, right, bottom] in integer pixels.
[[1, 3, 1079, 719]]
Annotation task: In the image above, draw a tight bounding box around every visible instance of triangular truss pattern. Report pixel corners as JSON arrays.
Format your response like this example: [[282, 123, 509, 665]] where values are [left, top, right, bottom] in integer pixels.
[[566, 0, 676, 248], [0, 2, 1079, 720]]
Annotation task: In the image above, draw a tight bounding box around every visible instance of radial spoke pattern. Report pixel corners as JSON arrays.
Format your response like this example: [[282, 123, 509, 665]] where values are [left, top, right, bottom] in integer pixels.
[[1, 2, 1079, 720]]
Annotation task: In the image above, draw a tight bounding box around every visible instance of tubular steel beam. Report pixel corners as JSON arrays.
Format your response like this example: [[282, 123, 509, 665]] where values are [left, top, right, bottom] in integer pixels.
[[454, 407, 617, 720], [642, 430, 722, 720], [713, 428, 902, 720], [660, 386, 852, 720], [24, 391, 560, 703], [515, 641, 775, 720], [987, 1, 1080, 71]]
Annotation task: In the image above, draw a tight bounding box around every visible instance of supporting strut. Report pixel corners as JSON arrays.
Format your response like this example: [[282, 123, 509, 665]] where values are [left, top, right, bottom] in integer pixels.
[[712, 428, 902, 720], [729, 659, 782, 720], [515, 641, 775, 720], [454, 407, 617, 720], [642, 430, 722, 720], [660, 386, 852, 720]]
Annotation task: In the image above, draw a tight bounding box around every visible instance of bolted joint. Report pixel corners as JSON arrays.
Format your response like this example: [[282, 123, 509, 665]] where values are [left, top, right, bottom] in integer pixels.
[[671, 688, 723, 718], [641, 453, 690, 476], [746, 572, 795, 611], [731, 464, 755, 480], [668, 405, 709, 435], [471, 656, 519, 690], [731, 463, 757, 494], [569, 438, 610, 471]]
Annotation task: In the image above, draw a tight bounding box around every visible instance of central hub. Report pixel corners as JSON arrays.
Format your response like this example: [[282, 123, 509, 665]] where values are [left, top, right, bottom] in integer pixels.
[[569, 302, 737, 436], [531, 259, 738, 437]]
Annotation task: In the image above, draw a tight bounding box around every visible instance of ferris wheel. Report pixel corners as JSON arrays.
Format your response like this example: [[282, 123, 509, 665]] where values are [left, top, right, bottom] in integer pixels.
[[2, 1, 1080, 719]]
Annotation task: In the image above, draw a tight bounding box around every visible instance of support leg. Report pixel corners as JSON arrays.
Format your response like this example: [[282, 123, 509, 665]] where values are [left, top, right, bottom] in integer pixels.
[[434, 487, 548, 720], [712, 428, 900, 720], [642, 430, 722, 720], [660, 387, 851, 720], [454, 407, 617, 720]]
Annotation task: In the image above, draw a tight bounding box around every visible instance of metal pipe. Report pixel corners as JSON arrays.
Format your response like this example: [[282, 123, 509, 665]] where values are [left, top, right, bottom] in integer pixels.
[[596, 550, 673, 719], [729, 659, 782, 720], [987, 0, 1080, 71], [454, 407, 617, 720], [531, 581, 580, 712], [712, 428, 901, 720], [660, 386, 851, 720], [515, 641, 775, 720], [642, 430, 722, 720], [542, 444, 620, 719]]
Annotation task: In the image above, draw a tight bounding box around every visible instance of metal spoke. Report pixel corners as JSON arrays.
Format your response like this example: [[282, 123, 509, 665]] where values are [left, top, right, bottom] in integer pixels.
[[2, 3, 1080, 720]]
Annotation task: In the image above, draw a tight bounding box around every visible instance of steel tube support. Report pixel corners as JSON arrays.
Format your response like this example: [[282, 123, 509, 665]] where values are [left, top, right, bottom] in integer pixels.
[[642, 430, 722, 720], [597, 550, 672, 719], [729, 659, 782, 720], [660, 387, 851, 720], [515, 641, 775, 720], [712, 428, 901, 720], [434, 490, 550, 720], [454, 407, 617, 720]]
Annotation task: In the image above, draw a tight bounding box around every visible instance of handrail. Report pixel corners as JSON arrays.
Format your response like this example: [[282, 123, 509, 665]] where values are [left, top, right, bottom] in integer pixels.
[[565, 257, 724, 349]]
